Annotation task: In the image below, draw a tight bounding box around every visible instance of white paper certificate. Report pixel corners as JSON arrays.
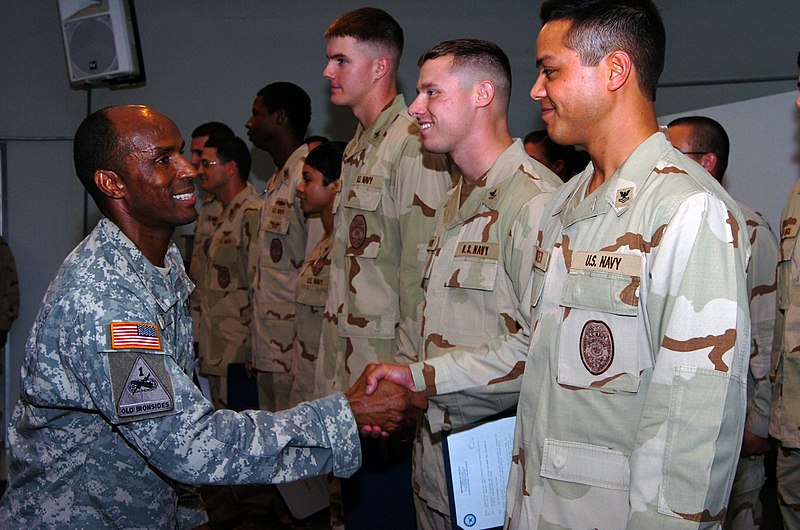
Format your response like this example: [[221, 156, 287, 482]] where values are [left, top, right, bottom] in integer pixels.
[[444, 415, 516, 530]]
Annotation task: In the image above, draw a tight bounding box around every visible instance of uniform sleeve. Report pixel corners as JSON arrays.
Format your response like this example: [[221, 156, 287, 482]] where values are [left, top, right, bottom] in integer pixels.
[[627, 193, 750, 528], [415, 192, 550, 432], [58, 303, 362, 486], [745, 220, 778, 437], [393, 138, 452, 365]]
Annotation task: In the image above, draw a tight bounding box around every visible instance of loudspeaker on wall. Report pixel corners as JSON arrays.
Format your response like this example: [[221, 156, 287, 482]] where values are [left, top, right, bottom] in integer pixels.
[[57, 0, 144, 85]]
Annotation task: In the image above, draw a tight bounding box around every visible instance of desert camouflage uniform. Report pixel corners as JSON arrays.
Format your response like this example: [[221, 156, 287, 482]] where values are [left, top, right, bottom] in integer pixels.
[[193, 183, 261, 408], [411, 132, 750, 529], [251, 143, 311, 411], [189, 194, 223, 338], [725, 201, 777, 530], [0, 218, 360, 529], [291, 232, 332, 406], [414, 140, 560, 528], [316, 95, 452, 396], [0, 234, 19, 335], [770, 178, 800, 529]]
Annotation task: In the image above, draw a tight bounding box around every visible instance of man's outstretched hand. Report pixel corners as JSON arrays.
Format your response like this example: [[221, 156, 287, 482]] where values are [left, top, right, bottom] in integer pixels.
[[345, 364, 427, 438]]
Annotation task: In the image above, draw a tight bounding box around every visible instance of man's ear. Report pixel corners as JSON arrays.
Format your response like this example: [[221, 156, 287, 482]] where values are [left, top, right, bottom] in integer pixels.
[[700, 152, 719, 174], [94, 169, 125, 199], [374, 55, 390, 82], [607, 50, 632, 92], [476, 80, 495, 108]]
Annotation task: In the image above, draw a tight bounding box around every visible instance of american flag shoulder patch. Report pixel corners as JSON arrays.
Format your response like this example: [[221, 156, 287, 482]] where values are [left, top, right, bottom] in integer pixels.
[[109, 322, 162, 350]]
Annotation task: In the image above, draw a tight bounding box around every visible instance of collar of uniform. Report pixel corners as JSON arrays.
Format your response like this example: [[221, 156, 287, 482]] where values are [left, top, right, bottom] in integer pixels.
[[267, 143, 309, 195], [99, 218, 192, 314], [345, 94, 408, 158], [442, 139, 527, 230], [554, 131, 671, 227]]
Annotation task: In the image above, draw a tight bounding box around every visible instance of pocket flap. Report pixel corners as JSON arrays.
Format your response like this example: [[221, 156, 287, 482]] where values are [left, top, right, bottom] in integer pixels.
[[540, 438, 630, 491]]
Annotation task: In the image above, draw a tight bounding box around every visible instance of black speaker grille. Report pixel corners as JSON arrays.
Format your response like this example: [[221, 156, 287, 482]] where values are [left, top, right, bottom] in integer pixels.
[[65, 15, 119, 78]]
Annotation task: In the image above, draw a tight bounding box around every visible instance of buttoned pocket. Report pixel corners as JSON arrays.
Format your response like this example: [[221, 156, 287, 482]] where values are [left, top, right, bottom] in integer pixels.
[[557, 259, 643, 393]]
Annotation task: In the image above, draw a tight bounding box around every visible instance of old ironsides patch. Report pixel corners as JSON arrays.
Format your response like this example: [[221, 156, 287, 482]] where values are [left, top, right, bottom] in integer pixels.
[[580, 320, 614, 375], [270, 237, 283, 263], [349, 214, 367, 249]]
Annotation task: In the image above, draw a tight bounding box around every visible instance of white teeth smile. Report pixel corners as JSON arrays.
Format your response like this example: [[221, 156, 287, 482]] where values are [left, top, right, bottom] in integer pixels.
[[420, 123, 432, 130], [173, 193, 194, 201]]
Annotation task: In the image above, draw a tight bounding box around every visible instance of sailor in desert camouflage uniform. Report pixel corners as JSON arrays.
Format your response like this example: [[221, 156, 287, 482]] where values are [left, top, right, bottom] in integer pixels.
[[0, 105, 423, 529], [316, 8, 453, 397], [246, 82, 321, 412], [770, 53, 800, 529], [364, 2, 751, 528], [192, 136, 261, 409], [669, 116, 777, 530], [406, 39, 561, 530]]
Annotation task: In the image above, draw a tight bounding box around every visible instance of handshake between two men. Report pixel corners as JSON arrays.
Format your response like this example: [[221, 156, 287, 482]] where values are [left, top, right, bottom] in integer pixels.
[[344, 363, 425, 438]]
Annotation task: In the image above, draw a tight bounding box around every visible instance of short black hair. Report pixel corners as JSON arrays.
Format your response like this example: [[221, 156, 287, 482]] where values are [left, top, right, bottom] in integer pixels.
[[667, 116, 730, 180], [73, 107, 126, 210], [418, 39, 512, 114], [305, 141, 346, 186], [191, 121, 234, 140], [204, 136, 252, 183], [256, 82, 311, 142], [524, 129, 589, 181], [304, 135, 329, 146], [540, 0, 665, 101]]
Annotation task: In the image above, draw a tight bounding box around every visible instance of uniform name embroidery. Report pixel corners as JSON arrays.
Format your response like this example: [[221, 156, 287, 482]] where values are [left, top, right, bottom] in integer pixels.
[[355, 174, 383, 188], [573, 251, 641, 277], [455, 242, 499, 260], [110, 322, 162, 350]]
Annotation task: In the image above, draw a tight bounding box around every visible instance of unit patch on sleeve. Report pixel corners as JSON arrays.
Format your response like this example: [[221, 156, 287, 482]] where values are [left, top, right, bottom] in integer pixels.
[[109, 322, 162, 350], [109, 352, 175, 421]]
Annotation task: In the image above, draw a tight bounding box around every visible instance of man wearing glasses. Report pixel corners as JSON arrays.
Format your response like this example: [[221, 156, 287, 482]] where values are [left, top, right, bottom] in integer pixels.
[[193, 135, 261, 410]]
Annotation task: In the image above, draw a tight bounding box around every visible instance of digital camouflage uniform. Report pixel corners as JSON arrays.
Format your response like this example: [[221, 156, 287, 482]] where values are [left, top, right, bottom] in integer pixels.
[[316, 95, 453, 396], [291, 232, 332, 406], [193, 183, 261, 409], [189, 194, 223, 339], [251, 143, 311, 411], [414, 140, 560, 527], [770, 178, 800, 529], [0, 234, 19, 336], [725, 200, 777, 530], [411, 132, 751, 529], [0, 218, 360, 529]]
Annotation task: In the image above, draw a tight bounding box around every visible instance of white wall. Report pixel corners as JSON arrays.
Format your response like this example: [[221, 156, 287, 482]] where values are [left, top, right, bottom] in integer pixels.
[[661, 91, 800, 234]]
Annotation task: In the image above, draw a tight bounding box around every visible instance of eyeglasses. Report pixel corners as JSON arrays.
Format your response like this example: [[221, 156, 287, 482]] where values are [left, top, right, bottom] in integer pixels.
[[678, 150, 709, 156], [199, 160, 222, 168]]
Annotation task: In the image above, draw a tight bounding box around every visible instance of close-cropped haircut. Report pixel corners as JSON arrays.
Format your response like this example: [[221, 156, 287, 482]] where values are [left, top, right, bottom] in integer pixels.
[[73, 107, 126, 211], [256, 82, 311, 142], [418, 39, 512, 112], [204, 136, 252, 183], [324, 7, 403, 64], [540, 0, 665, 102], [524, 129, 590, 181], [191, 121, 234, 140], [667, 116, 730, 179], [304, 141, 346, 186]]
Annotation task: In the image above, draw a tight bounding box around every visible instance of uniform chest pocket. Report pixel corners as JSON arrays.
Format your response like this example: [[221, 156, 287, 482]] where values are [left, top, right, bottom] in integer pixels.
[[344, 176, 385, 260], [557, 265, 642, 393], [444, 242, 499, 291], [264, 197, 292, 235], [209, 242, 242, 291]]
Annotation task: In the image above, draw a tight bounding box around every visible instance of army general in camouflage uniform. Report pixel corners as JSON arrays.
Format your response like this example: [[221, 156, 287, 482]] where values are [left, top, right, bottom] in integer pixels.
[[365, 2, 751, 528], [0, 105, 421, 529], [406, 39, 562, 529], [191, 136, 261, 410]]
